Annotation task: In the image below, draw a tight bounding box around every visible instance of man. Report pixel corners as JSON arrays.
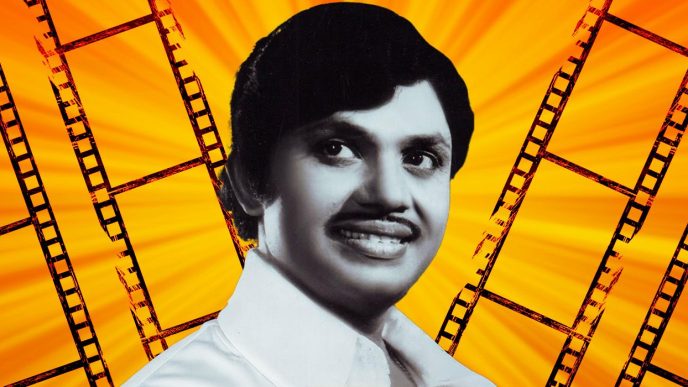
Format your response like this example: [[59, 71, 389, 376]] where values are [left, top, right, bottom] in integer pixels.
[[126, 3, 493, 386]]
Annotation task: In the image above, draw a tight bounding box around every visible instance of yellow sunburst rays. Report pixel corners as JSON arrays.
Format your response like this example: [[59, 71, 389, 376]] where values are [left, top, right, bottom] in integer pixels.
[[0, 1, 686, 385]]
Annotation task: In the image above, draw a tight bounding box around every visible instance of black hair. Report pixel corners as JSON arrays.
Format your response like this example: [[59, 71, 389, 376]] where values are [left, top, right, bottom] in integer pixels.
[[221, 2, 474, 240]]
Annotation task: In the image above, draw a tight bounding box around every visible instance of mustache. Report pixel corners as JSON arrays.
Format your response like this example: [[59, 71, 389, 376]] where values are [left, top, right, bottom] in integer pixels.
[[327, 212, 420, 236]]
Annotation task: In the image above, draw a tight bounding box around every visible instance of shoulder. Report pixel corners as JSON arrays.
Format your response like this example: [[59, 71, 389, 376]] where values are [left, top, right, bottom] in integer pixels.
[[123, 320, 274, 387]]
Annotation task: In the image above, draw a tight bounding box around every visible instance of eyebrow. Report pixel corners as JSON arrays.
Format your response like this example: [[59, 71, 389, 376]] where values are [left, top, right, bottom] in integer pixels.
[[296, 119, 451, 150], [401, 133, 451, 152]]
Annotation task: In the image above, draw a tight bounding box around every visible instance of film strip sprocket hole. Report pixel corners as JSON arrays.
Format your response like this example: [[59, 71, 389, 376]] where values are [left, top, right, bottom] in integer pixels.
[[435, 0, 687, 385], [1, 63, 113, 386], [21, 0, 248, 369], [617, 224, 688, 386]]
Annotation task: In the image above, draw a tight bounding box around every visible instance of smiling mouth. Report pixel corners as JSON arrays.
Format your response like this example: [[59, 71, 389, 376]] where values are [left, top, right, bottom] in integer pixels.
[[335, 229, 407, 259], [328, 218, 418, 260], [339, 229, 404, 244]]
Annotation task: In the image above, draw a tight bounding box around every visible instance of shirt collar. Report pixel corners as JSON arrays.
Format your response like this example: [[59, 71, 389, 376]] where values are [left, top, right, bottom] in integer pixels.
[[217, 249, 391, 387]]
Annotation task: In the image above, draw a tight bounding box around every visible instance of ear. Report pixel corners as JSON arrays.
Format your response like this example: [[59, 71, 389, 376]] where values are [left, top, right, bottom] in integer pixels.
[[225, 159, 264, 217]]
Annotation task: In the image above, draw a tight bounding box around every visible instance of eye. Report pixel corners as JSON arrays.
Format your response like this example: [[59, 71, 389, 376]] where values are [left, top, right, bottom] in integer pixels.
[[318, 140, 358, 161], [403, 151, 438, 170]]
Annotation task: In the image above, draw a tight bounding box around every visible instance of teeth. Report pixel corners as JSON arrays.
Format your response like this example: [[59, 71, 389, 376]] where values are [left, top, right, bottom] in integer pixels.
[[379, 235, 398, 243], [339, 229, 402, 244]]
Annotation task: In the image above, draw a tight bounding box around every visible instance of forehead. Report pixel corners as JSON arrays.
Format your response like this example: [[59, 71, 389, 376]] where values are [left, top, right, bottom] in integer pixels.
[[330, 81, 451, 146]]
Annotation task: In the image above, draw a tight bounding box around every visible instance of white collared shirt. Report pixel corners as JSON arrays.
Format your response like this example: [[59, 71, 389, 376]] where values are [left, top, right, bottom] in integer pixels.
[[124, 250, 493, 387]]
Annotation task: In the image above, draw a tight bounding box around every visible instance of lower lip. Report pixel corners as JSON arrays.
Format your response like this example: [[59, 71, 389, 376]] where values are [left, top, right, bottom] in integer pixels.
[[332, 233, 408, 260]]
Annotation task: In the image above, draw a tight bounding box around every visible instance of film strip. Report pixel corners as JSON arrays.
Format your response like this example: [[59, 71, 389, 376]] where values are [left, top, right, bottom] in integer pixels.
[[22, 0, 247, 361], [0, 64, 113, 386], [616, 225, 688, 386], [435, 0, 688, 385]]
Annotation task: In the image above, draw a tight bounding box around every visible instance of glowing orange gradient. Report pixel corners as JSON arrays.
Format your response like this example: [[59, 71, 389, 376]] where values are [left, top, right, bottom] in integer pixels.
[[0, 1, 686, 385]]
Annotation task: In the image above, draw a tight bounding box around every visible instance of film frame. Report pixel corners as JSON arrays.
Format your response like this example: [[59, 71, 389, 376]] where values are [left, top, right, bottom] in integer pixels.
[[435, 0, 688, 385], [3, 1, 685, 385], [1, 63, 113, 386], [21, 0, 248, 370]]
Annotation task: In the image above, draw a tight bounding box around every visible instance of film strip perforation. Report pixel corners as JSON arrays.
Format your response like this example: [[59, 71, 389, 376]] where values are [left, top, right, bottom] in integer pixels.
[[147, 0, 249, 259], [436, 0, 688, 385], [0, 64, 112, 386], [616, 225, 688, 386], [43, 23, 168, 355], [547, 85, 688, 383], [7, 1, 686, 385], [22, 0, 247, 361], [436, 0, 612, 357]]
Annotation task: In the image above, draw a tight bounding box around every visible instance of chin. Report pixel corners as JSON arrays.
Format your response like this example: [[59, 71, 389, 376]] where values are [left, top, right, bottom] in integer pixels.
[[333, 267, 416, 315], [339, 290, 404, 320]]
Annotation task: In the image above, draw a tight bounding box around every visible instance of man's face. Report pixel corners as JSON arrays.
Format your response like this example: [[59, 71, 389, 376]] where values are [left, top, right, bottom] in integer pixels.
[[258, 81, 452, 318]]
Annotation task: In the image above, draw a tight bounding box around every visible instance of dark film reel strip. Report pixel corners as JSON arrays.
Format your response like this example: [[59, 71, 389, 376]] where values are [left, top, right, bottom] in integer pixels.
[[1, 64, 113, 386], [617, 225, 688, 386], [22, 0, 247, 361], [435, 0, 688, 385]]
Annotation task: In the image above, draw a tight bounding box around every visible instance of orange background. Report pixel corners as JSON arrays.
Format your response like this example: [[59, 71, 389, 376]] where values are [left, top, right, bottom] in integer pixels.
[[1, 1, 687, 385]]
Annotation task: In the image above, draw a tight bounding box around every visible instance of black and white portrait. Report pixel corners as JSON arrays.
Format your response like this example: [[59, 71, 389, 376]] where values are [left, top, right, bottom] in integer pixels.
[[125, 3, 492, 386]]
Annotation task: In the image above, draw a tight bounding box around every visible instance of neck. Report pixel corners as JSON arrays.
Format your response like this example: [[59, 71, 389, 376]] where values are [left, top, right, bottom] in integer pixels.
[[253, 242, 393, 348], [334, 304, 391, 348]]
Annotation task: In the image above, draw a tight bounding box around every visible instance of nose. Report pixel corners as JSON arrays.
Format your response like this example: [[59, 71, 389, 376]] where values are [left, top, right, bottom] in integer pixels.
[[354, 154, 410, 213]]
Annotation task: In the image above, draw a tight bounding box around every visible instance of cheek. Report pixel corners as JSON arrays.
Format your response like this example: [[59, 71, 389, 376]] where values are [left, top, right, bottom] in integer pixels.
[[412, 175, 451, 233], [414, 180, 450, 275], [270, 162, 360, 256], [278, 160, 358, 219], [268, 162, 361, 277]]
